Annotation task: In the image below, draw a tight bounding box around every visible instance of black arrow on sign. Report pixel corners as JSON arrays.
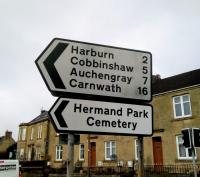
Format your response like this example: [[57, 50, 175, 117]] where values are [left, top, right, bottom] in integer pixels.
[[44, 43, 68, 89], [55, 100, 69, 128]]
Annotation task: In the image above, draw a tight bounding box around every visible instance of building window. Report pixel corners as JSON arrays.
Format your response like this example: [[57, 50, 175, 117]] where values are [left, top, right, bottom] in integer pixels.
[[36, 147, 41, 160], [79, 144, 84, 161], [20, 148, 24, 159], [105, 141, 116, 160], [176, 135, 196, 159], [18, 127, 26, 141], [37, 125, 42, 139], [18, 128, 22, 141], [173, 95, 192, 118], [21, 128, 26, 141], [28, 148, 31, 161], [56, 145, 63, 161], [135, 139, 139, 160], [30, 127, 34, 140], [9, 152, 13, 159]]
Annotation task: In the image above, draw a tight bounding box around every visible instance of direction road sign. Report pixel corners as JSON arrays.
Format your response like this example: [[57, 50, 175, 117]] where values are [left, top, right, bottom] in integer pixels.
[[49, 98, 153, 136], [36, 38, 152, 102]]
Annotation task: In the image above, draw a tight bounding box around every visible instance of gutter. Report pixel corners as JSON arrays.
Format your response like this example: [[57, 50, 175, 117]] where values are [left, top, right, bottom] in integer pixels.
[[153, 84, 200, 97]]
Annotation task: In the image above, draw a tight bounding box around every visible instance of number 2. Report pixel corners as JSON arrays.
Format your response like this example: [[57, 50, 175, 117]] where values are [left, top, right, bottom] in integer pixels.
[[143, 56, 148, 64]]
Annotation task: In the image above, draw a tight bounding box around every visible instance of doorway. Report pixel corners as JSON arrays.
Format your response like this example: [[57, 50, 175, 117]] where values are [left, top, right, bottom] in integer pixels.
[[90, 142, 96, 167], [152, 137, 163, 165]]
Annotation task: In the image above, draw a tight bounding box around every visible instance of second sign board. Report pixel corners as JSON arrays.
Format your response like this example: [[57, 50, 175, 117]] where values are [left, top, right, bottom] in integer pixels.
[[49, 98, 153, 136], [36, 38, 152, 102]]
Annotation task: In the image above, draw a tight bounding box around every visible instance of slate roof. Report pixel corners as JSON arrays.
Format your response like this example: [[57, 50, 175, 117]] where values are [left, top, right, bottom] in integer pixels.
[[153, 69, 200, 95], [28, 110, 49, 124], [19, 110, 49, 126]]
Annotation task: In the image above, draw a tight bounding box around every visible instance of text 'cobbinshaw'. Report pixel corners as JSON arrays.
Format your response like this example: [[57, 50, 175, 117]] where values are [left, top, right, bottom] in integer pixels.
[[68, 45, 135, 93]]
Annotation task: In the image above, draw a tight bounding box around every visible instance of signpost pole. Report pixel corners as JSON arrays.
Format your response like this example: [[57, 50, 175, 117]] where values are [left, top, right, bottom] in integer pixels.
[[137, 136, 144, 177], [87, 134, 91, 177], [191, 146, 197, 177], [190, 129, 197, 177], [67, 133, 74, 177]]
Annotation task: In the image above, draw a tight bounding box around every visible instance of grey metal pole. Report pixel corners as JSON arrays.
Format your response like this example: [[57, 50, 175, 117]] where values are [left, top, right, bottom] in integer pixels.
[[87, 134, 91, 177], [189, 128, 197, 177], [67, 133, 74, 177], [191, 146, 197, 177], [190, 129, 197, 177], [137, 136, 144, 177]]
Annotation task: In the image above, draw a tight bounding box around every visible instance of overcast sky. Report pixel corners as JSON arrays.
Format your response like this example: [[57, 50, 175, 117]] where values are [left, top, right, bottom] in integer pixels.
[[0, 0, 200, 140]]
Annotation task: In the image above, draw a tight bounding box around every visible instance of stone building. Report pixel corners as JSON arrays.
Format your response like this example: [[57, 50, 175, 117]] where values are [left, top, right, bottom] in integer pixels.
[[17, 110, 68, 168], [17, 111, 50, 161], [17, 69, 200, 168], [144, 69, 200, 165], [0, 131, 15, 158]]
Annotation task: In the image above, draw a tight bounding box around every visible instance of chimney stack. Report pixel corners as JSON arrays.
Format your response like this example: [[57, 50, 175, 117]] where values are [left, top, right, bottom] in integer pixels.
[[5, 130, 12, 139]]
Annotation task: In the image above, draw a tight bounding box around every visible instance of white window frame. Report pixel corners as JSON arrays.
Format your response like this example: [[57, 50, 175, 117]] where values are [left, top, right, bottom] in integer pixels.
[[20, 148, 24, 158], [79, 144, 85, 161], [9, 152, 13, 159], [37, 125, 42, 139], [176, 135, 196, 160], [56, 145, 63, 161], [173, 94, 192, 119], [21, 128, 26, 141], [18, 128, 22, 141], [35, 147, 41, 160], [105, 141, 116, 160], [30, 127, 34, 140], [28, 148, 31, 161], [135, 139, 139, 160]]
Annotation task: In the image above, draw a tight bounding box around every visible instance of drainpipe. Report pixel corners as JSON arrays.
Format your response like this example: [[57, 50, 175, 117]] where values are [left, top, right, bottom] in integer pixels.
[[45, 119, 50, 162]]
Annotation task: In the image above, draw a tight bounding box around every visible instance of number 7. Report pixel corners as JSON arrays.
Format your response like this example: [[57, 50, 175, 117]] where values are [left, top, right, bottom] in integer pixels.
[[143, 76, 148, 84]]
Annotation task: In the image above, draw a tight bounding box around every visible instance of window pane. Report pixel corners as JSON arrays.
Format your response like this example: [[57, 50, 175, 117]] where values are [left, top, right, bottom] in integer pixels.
[[31, 128, 34, 140], [175, 104, 182, 117], [18, 128, 22, 140], [111, 141, 115, 147], [80, 144, 84, 159], [187, 148, 195, 157], [182, 95, 189, 102], [106, 148, 110, 158], [22, 128, 26, 140], [174, 97, 180, 103], [111, 142, 116, 154], [56, 147, 59, 159], [28, 149, 31, 160], [178, 136, 183, 143], [188, 148, 192, 157], [135, 140, 139, 160], [60, 150, 63, 159], [112, 146, 115, 152], [106, 142, 109, 148], [178, 136, 186, 157], [81, 150, 84, 159], [183, 102, 191, 115], [137, 148, 139, 159], [179, 144, 186, 157], [112, 147, 115, 156], [56, 146, 63, 160]]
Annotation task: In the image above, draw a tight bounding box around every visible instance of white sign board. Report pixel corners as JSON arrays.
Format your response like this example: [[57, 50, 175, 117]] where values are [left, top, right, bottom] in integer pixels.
[[49, 98, 153, 135], [36, 38, 152, 101], [0, 160, 19, 177]]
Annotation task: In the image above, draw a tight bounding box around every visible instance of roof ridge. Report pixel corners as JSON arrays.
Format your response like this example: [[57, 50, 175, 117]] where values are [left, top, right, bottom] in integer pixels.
[[153, 69, 200, 94], [28, 110, 49, 125]]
